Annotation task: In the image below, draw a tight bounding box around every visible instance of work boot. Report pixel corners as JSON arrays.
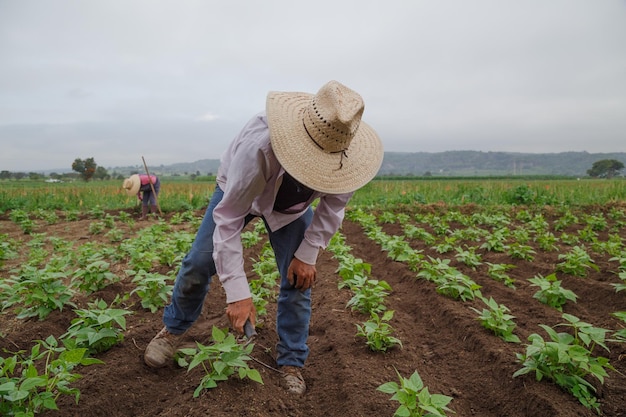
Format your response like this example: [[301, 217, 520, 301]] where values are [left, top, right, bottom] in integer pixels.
[[140, 205, 149, 220], [280, 366, 306, 395], [144, 327, 184, 368], [150, 205, 159, 218]]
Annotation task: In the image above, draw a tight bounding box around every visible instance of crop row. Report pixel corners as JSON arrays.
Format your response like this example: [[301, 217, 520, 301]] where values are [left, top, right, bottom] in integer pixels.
[[3, 178, 626, 213], [345, 205, 626, 412]]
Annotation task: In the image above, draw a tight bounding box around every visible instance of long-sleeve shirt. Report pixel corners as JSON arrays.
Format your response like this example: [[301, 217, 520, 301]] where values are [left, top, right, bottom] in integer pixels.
[[213, 112, 354, 303]]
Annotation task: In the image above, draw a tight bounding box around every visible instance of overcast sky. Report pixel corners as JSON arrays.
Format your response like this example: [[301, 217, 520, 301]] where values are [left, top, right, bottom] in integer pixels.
[[1, 0, 625, 172]]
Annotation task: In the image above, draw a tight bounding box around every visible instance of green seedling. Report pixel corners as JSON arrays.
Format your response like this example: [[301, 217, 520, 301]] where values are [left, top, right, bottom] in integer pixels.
[[71, 260, 119, 294], [403, 224, 435, 245], [433, 236, 457, 254], [535, 232, 559, 252], [377, 368, 454, 417], [176, 326, 263, 397], [346, 277, 391, 314], [610, 311, 626, 342], [356, 310, 402, 352], [556, 246, 599, 277], [129, 270, 174, 313], [241, 230, 262, 248], [528, 273, 577, 311], [3, 265, 76, 320], [485, 262, 516, 288], [559, 232, 580, 246], [0, 336, 102, 416], [507, 243, 535, 262], [479, 229, 508, 253], [382, 236, 417, 262], [9, 209, 35, 234], [434, 270, 481, 302], [417, 257, 454, 282], [0, 233, 18, 267], [577, 226, 598, 243], [514, 315, 613, 413], [454, 246, 482, 270], [61, 297, 132, 355], [470, 297, 520, 343]]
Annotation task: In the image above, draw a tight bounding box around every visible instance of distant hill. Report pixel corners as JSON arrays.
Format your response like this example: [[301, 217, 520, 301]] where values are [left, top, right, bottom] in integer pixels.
[[379, 151, 626, 177], [107, 151, 626, 178]]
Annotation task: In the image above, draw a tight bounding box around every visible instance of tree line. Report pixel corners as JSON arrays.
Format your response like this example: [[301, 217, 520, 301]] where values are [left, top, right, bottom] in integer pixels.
[[0, 157, 623, 181]]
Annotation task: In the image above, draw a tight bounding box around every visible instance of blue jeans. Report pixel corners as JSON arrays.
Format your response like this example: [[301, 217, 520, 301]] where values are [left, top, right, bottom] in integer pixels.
[[163, 185, 313, 367], [140, 178, 160, 206]]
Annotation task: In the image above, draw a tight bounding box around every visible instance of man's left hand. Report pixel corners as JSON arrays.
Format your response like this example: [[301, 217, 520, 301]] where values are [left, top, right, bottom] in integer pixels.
[[287, 258, 316, 291]]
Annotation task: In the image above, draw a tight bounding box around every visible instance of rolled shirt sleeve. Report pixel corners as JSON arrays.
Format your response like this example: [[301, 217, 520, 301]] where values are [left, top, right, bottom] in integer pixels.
[[294, 192, 353, 265]]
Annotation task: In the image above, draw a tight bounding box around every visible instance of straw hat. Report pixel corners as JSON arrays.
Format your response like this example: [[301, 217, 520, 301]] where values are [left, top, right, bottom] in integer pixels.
[[266, 80, 383, 194], [122, 174, 141, 196]]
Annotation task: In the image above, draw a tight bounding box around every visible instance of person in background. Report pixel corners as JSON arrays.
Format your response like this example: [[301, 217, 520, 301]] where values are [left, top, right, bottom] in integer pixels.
[[143, 80, 383, 395], [122, 173, 160, 220]]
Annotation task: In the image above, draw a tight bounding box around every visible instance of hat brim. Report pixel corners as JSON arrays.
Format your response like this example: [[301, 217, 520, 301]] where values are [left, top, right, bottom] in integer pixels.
[[124, 175, 141, 196], [267, 91, 383, 194]]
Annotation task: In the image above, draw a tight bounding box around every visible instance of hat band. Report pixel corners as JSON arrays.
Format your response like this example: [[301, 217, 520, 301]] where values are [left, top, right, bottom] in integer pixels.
[[302, 120, 348, 170]]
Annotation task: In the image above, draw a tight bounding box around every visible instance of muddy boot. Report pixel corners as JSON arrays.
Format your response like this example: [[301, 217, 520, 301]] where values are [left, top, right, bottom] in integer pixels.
[[140, 205, 149, 220], [280, 366, 306, 395], [150, 204, 159, 218], [144, 327, 185, 368]]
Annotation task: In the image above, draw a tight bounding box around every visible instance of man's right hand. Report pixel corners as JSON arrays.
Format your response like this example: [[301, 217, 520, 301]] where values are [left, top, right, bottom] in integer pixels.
[[225, 297, 256, 334]]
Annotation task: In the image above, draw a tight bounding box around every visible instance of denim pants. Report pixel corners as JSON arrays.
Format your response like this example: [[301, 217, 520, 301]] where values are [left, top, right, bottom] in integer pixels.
[[163, 185, 313, 367], [140, 178, 160, 206]]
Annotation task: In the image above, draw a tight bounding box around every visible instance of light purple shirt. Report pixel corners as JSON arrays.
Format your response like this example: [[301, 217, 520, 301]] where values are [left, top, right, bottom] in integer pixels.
[[213, 112, 353, 303]]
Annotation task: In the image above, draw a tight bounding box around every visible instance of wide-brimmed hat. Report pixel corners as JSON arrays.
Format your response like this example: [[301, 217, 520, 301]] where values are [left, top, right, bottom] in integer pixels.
[[266, 80, 383, 194], [122, 174, 140, 196]]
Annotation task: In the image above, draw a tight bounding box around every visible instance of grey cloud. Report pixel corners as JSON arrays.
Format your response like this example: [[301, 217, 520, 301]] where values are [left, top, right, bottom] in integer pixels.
[[1, 0, 624, 171]]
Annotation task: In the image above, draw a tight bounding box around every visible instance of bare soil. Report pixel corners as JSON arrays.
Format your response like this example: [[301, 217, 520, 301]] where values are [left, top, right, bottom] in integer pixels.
[[1, 205, 625, 417]]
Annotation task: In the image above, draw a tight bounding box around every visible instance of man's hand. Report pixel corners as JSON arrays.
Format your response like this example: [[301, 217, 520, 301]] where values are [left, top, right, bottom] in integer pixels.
[[226, 297, 256, 334], [288, 257, 317, 291]]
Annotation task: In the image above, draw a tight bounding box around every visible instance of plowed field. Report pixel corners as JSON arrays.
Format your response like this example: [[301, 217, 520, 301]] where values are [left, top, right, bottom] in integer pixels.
[[1, 205, 625, 417]]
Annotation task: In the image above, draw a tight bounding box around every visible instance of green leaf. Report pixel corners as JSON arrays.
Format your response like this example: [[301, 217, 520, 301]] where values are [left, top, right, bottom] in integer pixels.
[[42, 396, 59, 410], [395, 405, 411, 417], [5, 389, 30, 402], [246, 369, 264, 384], [19, 376, 47, 391], [0, 381, 17, 393], [211, 326, 226, 343], [377, 381, 399, 394]]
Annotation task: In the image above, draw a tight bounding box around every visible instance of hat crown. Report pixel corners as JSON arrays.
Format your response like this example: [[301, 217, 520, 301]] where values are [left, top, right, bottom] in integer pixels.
[[303, 81, 364, 153]]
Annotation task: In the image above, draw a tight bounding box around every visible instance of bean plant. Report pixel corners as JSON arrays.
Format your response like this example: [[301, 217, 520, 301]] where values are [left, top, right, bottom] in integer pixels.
[[470, 297, 520, 343], [71, 260, 119, 294], [346, 277, 391, 314], [514, 314, 613, 413], [556, 246, 599, 277], [61, 297, 132, 355], [377, 368, 454, 417], [249, 243, 280, 317], [2, 265, 76, 320], [434, 271, 481, 302], [611, 311, 626, 342], [0, 233, 18, 267], [176, 326, 263, 397], [9, 209, 35, 234], [454, 245, 482, 270], [356, 310, 403, 352], [528, 273, 577, 311], [0, 336, 102, 416], [485, 262, 516, 288], [129, 270, 174, 313]]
